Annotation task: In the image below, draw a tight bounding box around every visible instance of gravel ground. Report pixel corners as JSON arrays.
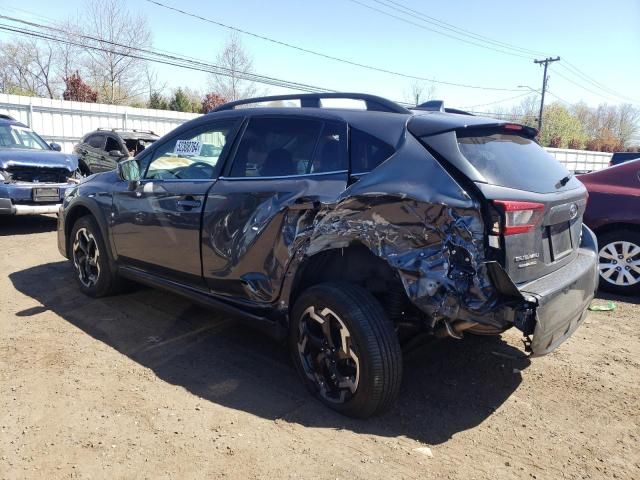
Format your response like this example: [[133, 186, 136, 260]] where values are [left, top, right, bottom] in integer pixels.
[[1, 215, 639, 480]]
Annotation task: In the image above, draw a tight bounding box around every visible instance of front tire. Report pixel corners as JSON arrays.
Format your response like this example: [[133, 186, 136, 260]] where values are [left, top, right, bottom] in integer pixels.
[[70, 215, 120, 297], [290, 283, 402, 418], [597, 230, 640, 296]]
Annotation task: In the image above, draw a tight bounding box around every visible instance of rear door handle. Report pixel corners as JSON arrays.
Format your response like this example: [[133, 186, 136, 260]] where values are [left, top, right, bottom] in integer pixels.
[[177, 199, 202, 210]]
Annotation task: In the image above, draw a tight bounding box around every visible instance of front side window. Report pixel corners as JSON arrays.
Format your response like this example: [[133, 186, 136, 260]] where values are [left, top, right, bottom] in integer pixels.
[[0, 125, 49, 150], [144, 121, 237, 180], [228, 117, 346, 178]]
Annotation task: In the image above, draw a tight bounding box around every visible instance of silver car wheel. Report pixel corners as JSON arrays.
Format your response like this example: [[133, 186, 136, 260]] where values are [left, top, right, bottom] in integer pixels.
[[297, 305, 360, 404], [598, 240, 640, 287], [72, 227, 101, 288]]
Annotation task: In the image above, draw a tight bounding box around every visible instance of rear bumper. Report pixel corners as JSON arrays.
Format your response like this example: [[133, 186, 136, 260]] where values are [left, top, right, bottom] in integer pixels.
[[517, 224, 599, 357]]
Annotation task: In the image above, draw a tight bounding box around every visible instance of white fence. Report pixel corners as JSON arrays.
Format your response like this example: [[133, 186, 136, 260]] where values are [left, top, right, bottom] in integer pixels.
[[0, 93, 200, 153], [0, 93, 614, 172], [545, 147, 612, 172]]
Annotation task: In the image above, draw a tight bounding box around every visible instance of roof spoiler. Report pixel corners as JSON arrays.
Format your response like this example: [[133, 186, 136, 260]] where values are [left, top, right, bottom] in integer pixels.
[[211, 93, 412, 114], [0, 113, 16, 121], [413, 100, 474, 116]]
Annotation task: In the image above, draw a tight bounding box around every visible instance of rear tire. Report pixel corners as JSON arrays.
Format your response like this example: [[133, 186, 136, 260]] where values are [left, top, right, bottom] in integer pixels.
[[70, 215, 121, 297], [290, 283, 402, 418], [597, 230, 640, 296]]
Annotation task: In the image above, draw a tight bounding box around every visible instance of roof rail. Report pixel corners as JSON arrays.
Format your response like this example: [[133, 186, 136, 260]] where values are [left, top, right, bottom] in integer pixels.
[[0, 113, 16, 121], [97, 127, 157, 135], [211, 93, 412, 114], [413, 100, 474, 116]]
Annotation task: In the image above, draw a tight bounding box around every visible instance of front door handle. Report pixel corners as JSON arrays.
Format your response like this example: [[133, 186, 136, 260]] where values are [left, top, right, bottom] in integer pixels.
[[177, 199, 202, 210]]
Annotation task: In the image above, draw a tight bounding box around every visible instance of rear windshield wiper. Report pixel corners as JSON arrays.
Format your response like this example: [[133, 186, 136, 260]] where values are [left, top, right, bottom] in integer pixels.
[[557, 173, 573, 188]]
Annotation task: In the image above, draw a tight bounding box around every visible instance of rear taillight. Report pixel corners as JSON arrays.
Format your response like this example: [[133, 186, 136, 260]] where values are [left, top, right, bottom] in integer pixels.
[[493, 200, 545, 236]]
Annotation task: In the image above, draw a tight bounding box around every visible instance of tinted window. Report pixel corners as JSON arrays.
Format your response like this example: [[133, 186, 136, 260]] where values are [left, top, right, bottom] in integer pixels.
[[87, 135, 105, 149], [350, 128, 395, 173], [455, 130, 571, 193], [229, 117, 345, 178], [145, 121, 237, 180], [105, 136, 120, 152]]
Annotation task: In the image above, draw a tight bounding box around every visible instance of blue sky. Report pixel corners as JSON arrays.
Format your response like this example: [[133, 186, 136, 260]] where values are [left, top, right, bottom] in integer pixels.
[[2, 0, 639, 110]]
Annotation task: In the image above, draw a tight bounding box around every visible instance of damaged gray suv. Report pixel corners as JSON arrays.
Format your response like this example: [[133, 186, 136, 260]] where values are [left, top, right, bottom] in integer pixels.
[[58, 93, 598, 417]]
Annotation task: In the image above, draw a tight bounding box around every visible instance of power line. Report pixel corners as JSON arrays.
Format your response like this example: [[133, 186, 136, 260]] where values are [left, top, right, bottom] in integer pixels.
[[143, 0, 524, 91], [559, 61, 639, 103], [349, 0, 638, 104], [546, 90, 572, 106], [345, 0, 533, 59], [368, 0, 545, 57], [461, 91, 533, 109], [0, 19, 336, 93], [549, 67, 624, 103]]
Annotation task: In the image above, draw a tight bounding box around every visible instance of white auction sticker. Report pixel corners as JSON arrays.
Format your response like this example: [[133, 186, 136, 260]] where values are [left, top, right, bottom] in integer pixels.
[[174, 139, 202, 156]]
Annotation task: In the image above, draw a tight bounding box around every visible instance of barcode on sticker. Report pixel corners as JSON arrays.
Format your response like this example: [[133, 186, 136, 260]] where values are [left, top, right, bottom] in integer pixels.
[[174, 140, 202, 156]]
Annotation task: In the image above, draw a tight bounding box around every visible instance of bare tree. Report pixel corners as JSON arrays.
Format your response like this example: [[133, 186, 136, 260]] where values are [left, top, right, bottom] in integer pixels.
[[616, 103, 640, 146], [209, 33, 257, 102], [78, 0, 152, 104], [0, 39, 62, 98], [404, 80, 436, 106], [144, 65, 167, 103]]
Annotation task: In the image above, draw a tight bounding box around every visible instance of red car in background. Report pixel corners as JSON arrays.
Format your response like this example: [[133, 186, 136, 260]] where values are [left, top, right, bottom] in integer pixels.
[[579, 159, 640, 295]]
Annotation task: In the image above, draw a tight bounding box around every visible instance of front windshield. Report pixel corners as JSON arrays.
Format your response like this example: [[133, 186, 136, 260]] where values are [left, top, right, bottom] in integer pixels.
[[0, 125, 50, 150]]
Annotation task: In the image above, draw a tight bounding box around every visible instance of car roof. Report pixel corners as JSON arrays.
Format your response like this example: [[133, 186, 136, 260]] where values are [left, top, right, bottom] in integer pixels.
[[198, 107, 412, 148], [84, 129, 159, 141], [0, 116, 29, 128], [206, 105, 516, 139]]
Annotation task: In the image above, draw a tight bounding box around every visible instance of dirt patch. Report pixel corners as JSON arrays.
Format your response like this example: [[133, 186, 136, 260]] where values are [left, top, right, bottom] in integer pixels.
[[1, 215, 639, 479]]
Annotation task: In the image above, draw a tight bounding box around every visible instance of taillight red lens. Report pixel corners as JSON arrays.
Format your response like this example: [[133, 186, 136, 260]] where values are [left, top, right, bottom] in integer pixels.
[[493, 200, 545, 235], [503, 123, 523, 131]]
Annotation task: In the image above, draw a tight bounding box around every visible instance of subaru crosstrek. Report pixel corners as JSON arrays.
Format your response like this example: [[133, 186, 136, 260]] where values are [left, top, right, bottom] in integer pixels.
[[58, 94, 598, 417]]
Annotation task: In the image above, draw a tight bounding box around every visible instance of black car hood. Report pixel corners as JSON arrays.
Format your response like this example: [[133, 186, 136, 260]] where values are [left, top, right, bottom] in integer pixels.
[[0, 149, 79, 171]]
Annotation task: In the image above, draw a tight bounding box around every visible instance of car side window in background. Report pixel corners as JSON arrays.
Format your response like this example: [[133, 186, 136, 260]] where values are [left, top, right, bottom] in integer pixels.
[[105, 136, 120, 153], [144, 121, 237, 180], [229, 117, 333, 178], [350, 128, 395, 173], [87, 135, 105, 149]]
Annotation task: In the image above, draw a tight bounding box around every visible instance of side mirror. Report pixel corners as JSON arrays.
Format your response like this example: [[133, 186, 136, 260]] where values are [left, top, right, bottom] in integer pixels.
[[50, 142, 62, 152], [109, 150, 125, 157], [117, 159, 141, 190]]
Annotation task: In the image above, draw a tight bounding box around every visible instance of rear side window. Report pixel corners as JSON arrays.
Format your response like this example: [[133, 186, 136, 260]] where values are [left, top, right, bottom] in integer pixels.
[[455, 130, 571, 193], [228, 117, 346, 177], [87, 135, 105, 149], [350, 128, 395, 173], [105, 136, 120, 152]]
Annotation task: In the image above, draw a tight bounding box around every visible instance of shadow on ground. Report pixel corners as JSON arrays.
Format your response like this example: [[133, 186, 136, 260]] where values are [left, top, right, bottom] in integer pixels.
[[0, 215, 58, 236], [595, 290, 640, 305], [10, 261, 531, 445]]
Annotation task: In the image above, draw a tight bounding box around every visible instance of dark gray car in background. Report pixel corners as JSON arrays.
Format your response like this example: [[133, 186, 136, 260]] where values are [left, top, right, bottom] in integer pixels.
[[57, 93, 598, 418], [74, 128, 159, 175]]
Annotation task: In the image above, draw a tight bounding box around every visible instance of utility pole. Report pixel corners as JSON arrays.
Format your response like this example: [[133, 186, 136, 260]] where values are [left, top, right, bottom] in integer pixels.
[[534, 56, 560, 132]]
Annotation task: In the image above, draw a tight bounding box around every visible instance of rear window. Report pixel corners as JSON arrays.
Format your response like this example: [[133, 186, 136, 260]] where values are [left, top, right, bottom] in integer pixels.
[[455, 130, 571, 192]]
